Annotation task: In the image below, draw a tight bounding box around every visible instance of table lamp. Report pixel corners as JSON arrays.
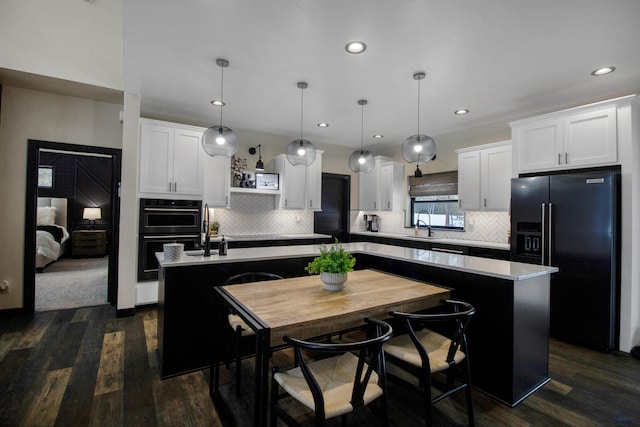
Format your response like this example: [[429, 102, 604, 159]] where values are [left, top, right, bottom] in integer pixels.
[[83, 207, 101, 229]]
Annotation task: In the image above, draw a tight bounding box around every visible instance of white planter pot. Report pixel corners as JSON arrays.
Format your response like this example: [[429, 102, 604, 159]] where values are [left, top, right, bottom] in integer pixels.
[[320, 272, 348, 291]]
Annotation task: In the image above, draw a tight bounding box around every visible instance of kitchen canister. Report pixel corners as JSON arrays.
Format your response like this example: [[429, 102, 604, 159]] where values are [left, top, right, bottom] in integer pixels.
[[163, 242, 184, 261]]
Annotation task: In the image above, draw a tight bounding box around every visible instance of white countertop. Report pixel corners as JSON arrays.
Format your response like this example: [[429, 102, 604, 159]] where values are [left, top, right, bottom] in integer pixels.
[[350, 231, 510, 250], [157, 242, 556, 281], [208, 233, 332, 242]]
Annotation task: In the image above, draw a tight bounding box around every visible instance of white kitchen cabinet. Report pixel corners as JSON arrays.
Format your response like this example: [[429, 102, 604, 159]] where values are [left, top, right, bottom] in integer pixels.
[[358, 163, 379, 210], [379, 162, 405, 211], [271, 152, 323, 210], [139, 119, 205, 198], [272, 155, 307, 209], [203, 155, 231, 207], [456, 141, 511, 211], [358, 156, 405, 211], [512, 106, 617, 173], [457, 150, 481, 210], [306, 151, 323, 210]]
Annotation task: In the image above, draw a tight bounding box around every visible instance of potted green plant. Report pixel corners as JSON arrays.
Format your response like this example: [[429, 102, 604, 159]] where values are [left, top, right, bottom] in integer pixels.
[[305, 240, 356, 291]]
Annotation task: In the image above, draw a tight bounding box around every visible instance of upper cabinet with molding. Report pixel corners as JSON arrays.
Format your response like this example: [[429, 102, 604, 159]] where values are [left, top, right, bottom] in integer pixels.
[[511, 102, 619, 174], [139, 119, 205, 198], [203, 155, 231, 208], [358, 156, 405, 211], [456, 141, 512, 211], [271, 151, 323, 210]]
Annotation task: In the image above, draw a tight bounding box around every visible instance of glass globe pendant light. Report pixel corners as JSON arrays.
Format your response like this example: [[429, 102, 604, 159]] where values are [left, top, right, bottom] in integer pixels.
[[202, 58, 239, 158], [348, 99, 374, 173], [286, 82, 316, 166], [401, 71, 436, 177]]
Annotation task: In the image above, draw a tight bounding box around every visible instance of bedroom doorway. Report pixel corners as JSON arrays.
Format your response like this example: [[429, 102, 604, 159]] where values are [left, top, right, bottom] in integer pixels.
[[24, 140, 122, 314]]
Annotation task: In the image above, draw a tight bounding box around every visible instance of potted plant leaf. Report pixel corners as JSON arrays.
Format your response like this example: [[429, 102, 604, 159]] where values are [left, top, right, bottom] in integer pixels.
[[305, 240, 356, 291]]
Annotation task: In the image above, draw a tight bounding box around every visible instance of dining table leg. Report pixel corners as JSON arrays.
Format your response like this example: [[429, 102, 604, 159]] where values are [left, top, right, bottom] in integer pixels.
[[254, 328, 271, 427]]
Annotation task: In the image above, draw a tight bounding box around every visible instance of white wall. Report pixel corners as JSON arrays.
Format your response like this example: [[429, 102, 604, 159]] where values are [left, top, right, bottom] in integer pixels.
[[0, 86, 123, 310], [0, 0, 124, 91]]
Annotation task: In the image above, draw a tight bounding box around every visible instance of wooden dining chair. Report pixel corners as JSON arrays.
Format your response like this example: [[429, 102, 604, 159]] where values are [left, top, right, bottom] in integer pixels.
[[270, 318, 393, 427], [385, 300, 476, 427], [218, 272, 283, 396]]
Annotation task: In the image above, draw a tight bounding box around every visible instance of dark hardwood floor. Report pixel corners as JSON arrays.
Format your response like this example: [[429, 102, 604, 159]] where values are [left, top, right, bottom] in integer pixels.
[[1, 305, 638, 426]]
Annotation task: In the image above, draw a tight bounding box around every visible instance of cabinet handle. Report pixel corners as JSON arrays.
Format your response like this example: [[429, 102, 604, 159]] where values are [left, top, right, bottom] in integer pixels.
[[387, 201, 390, 209], [225, 196, 228, 205], [558, 153, 562, 165], [309, 200, 312, 208], [484, 198, 487, 208], [565, 152, 568, 164], [173, 182, 177, 192], [285, 199, 288, 207], [168, 182, 172, 192], [374, 202, 377, 209]]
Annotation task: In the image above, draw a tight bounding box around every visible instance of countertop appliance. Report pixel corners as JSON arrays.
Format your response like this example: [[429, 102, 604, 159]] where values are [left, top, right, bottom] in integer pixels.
[[510, 169, 619, 351], [138, 198, 202, 281]]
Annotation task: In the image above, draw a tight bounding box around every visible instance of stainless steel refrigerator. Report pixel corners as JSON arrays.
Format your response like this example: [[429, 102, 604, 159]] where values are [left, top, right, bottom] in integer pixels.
[[510, 169, 619, 351]]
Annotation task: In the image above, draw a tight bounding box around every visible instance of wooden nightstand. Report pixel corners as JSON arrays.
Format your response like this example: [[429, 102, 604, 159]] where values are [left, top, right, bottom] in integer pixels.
[[72, 229, 107, 257]]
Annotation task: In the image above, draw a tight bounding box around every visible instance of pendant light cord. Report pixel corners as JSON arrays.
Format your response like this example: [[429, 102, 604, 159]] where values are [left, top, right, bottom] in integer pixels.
[[360, 102, 365, 153], [417, 77, 421, 138], [300, 85, 304, 142], [219, 65, 225, 127]]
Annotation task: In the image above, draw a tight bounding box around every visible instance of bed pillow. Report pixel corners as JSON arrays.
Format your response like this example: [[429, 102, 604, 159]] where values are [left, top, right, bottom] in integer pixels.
[[37, 206, 57, 226]]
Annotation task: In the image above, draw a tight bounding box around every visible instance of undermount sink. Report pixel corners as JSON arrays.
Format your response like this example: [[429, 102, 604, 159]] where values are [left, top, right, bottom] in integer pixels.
[[183, 250, 217, 256]]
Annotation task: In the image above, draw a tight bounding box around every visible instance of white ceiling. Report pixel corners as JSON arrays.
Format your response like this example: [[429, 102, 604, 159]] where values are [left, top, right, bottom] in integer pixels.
[[123, 0, 640, 151]]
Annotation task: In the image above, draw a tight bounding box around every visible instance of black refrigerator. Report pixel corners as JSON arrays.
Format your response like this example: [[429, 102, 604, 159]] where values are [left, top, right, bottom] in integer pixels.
[[510, 169, 619, 351]]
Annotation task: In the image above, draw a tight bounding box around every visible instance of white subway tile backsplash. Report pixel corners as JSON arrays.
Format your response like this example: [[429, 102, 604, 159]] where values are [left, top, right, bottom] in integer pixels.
[[212, 193, 314, 236], [350, 210, 510, 244]]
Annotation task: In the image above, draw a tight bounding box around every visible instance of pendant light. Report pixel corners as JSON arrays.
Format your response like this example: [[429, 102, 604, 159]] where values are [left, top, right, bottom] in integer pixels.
[[348, 99, 374, 173], [401, 71, 436, 177], [286, 82, 316, 166], [202, 58, 239, 158]]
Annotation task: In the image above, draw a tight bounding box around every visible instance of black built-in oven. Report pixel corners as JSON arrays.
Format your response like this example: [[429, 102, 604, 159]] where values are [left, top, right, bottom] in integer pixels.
[[138, 198, 202, 281]]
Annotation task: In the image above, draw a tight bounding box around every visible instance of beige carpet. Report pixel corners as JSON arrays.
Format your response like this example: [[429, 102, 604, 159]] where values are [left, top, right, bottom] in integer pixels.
[[35, 256, 108, 312]]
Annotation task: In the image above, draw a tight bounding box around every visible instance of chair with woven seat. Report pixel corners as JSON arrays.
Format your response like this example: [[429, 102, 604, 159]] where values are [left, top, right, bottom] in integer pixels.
[[385, 300, 476, 427], [217, 272, 283, 396], [270, 318, 393, 427]]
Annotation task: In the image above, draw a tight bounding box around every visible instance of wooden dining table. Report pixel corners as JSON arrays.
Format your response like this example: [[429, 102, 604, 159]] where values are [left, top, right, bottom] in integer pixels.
[[211, 269, 451, 427]]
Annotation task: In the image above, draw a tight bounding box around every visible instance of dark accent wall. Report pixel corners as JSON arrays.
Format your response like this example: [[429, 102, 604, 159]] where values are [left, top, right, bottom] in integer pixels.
[[38, 151, 112, 233]]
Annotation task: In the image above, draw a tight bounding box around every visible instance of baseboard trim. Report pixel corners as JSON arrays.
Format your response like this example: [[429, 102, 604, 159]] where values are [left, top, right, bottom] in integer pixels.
[[0, 307, 29, 318], [116, 308, 136, 318]]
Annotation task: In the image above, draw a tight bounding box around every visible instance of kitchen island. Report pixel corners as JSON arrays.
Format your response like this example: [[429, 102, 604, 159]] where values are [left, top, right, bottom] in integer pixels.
[[156, 242, 557, 406]]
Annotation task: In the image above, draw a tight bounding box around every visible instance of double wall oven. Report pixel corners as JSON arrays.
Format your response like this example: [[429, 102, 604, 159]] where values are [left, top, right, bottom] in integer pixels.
[[138, 198, 202, 281]]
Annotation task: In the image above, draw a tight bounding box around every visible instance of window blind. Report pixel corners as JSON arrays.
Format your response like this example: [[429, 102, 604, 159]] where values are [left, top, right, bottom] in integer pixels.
[[408, 170, 458, 197]]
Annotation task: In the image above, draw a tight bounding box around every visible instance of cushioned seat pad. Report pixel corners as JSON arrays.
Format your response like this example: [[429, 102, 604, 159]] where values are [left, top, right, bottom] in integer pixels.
[[384, 329, 465, 373], [273, 352, 382, 419], [228, 314, 255, 337]]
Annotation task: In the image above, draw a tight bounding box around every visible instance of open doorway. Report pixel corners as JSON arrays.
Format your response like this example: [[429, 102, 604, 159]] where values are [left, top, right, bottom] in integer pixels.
[[24, 140, 121, 313], [313, 173, 351, 242]]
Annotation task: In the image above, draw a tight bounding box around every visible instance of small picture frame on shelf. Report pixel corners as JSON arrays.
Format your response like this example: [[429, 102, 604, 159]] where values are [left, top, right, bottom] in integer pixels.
[[255, 173, 279, 190]]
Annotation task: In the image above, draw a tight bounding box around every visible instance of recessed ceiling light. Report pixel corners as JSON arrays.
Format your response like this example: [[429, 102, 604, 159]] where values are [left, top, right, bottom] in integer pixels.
[[373, 134, 383, 139], [454, 109, 470, 115], [591, 66, 616, 76], [211, 100, 225, 106], [345, 41, 367, 54], [317, 122, 329, 128]]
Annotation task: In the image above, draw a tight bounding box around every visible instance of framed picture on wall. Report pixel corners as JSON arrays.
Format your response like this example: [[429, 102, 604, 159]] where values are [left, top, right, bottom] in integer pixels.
[[38, 166, 54, 188], [256, 173, 279, 190]]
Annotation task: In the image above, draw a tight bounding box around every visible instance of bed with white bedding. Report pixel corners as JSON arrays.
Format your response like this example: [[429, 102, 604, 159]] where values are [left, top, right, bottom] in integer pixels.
[[36, 198, 70, 271]]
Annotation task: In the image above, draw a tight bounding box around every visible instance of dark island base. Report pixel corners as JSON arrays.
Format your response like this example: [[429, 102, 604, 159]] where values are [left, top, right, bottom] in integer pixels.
[[158, 253, 550, 406]]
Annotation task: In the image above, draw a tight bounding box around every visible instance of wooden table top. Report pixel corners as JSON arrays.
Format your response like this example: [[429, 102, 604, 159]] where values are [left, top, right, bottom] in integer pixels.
[[222, 269, 450, 347]]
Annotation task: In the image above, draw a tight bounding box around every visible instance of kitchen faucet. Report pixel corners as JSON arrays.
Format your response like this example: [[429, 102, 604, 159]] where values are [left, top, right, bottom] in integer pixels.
[[203, 203, 211, 256], [416, 210, 432, 237]]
